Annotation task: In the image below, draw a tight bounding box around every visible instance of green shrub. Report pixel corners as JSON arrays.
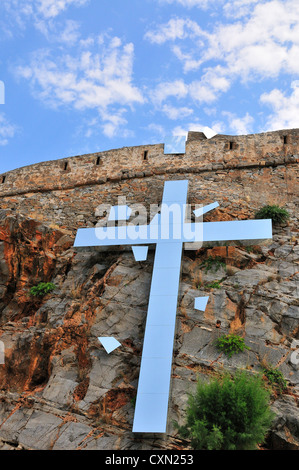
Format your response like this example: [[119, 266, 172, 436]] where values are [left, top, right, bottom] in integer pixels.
[[175, 371, 274, 450], [206, 280, 222, 289], [29, 282, 56, 297], [200, 256, 226, 273], [215, 333, 250, 357], [254, 205, 289, 226], [263, 365, 288, 392]]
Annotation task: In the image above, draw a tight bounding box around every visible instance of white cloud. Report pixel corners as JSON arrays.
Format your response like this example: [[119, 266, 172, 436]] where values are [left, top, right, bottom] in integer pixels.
[[162, 104, 193, 120], [151, 80, 188, 104], [15, 35, 143, 138], [37, 0, 89, 18], [145, 0, 299, 134], [157, 0, 262, 13], [157, 0, 210, 8], [145, 18, 205, 44], [56, 19, 81, 44], [146, 1, 299, 85], [188, 82, 218, 103], [168, 114, 254, 139], [223, 111, 254, 135], [2, 0, 89, 20], [172, 45, 203, 72], [100, 109, 131, 138], [77, 110, 134, 140], [0, 0, 89, 39], [33, 18, 81, 43], [260, 82, 299, 130], [147, 123, 166, 138], [189, 69, 231, 103], [206, 122, 225, 136], [150, 67, 230, 119], [151, 63, 231, 113], [0, 114, 17, 146], [223, 0, 261, 18]]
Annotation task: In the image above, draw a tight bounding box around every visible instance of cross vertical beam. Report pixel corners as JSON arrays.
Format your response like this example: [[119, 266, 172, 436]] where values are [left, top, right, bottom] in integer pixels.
[[132, 180, 188, 433], [73, 179, 272, 434]]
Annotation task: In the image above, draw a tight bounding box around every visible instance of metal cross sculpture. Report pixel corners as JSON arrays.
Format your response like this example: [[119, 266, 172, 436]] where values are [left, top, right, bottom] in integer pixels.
[[74, 180, 272, 433]]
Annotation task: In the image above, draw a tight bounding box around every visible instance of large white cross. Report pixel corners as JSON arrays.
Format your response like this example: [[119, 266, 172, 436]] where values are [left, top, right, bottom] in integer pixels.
[[74, 180, 272, 434]]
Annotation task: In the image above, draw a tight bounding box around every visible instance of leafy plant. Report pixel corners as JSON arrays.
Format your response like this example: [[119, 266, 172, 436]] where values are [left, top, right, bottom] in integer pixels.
[[254, 205, 290, 226], [206, 280, 222, 289], [200, 256, 226, 273], [198, 277, 226, 290], [29, 282, 56, 297], [245, 245, 261, 254], [215, 333, 250, 357], [263, 365, 288, 392], [175, 371, 274, 450]]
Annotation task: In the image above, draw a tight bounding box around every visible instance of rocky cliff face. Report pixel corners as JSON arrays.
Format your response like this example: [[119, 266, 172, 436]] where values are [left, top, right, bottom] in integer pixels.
[[0, 197, 298, 450]]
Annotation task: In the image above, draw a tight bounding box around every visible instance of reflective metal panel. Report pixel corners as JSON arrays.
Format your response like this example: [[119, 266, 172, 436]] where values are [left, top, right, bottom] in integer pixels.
[[132, 393, 169, 433], [164, 136, 186, 155], [74, 223, 199, 247], [161, 180, 189, 203], [141, 324, 176, 358], [137, 357, 173, 394], [133, 184, 185, 434], [194, 202, 219, 217], [132, 245, 148, 261], [154, 242, 182, 268], [194, 296, 209, 312], [150, 267, 181, 297], [202, 219, 272, 242], [98, 337, 121, 354], [146, 296, 178, 326], [74, 219, 272, 247]]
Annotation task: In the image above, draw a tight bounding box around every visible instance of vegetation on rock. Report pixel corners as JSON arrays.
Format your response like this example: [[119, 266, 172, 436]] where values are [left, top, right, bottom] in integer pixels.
[[29, 282, 56, 297], [262, 365, 288, 392], [205, 280, 223, 289], [254, 205, 290, 226], [215, 333, 250, 357], [200, 256, 226, 273], [176, 371, 274, 450]]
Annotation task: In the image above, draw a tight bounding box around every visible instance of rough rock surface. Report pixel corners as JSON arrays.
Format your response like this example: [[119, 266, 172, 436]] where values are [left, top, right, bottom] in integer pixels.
[[0, 130, 298, 450], [0, 203, 298, 450]]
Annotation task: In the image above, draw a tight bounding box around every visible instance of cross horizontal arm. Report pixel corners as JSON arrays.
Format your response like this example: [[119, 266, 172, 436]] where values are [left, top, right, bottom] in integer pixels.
[[73, 224, 197, 247], [202, 219, 272, 242], [74, 218, 272, 248]]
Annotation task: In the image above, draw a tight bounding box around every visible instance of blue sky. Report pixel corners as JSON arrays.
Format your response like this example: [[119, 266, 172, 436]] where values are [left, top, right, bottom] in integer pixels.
[[1, 0, 299, 173]]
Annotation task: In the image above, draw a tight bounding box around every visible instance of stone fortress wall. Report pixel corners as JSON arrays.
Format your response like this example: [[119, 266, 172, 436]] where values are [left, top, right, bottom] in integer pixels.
[[0, 128, 298, 234]]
